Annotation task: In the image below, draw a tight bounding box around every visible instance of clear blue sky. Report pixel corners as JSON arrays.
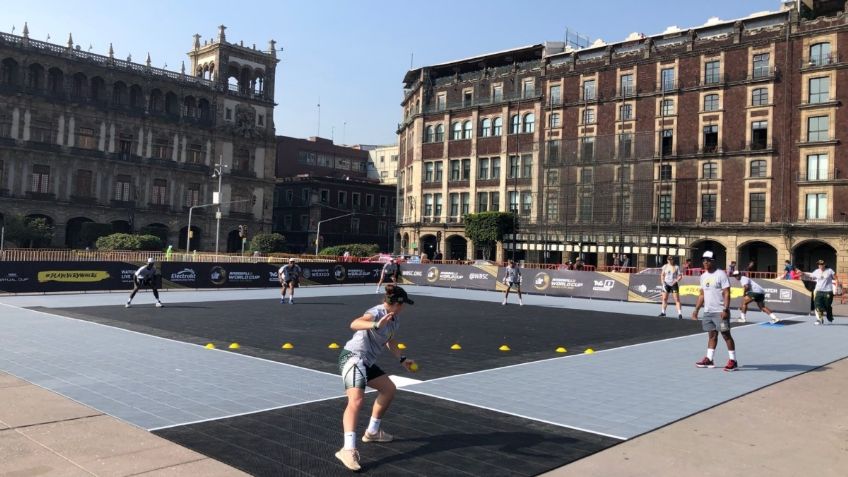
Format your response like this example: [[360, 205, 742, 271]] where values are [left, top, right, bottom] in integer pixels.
[[6, 0, 780, 145]]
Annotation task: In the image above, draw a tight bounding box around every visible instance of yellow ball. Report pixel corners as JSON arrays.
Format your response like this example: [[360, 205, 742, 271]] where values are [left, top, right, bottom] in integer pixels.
[[409, 362, 419, 372]]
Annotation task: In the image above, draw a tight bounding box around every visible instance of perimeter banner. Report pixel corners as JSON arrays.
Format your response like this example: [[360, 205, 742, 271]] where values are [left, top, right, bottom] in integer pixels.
[[521, 269, 630, 300], [399, 263, 499, 290], [0, 261, 139, 293], [159, 262, 384, 288], [627, 275, 812, 314]]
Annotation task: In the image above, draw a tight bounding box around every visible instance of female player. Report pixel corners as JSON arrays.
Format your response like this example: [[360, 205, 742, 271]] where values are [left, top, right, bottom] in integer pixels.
[[335, 285, 417, 471]]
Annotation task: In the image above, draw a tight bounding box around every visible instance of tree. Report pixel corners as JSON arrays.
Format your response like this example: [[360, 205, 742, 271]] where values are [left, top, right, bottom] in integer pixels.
[[248, 233, 287, 253], [96, 233, 163, 251], [2, 215, 55, 248], [319, 243, 379, 257], [463, 212, 516, 260]]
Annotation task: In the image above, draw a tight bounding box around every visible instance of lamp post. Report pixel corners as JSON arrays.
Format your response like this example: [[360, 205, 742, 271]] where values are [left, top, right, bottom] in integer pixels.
[[315, 212, 356, 255], [211, 160, 227, 254], [186, 203, 218, 254]]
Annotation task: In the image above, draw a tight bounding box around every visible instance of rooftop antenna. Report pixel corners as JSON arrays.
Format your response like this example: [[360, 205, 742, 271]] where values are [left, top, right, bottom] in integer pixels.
[[342, 121, 347, 145], [410, 52, 414, 69], [317, 97, 321, 138]]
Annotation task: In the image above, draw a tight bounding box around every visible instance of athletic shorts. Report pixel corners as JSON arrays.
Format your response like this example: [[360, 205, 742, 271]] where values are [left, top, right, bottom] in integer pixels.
[[746, 291, 765, 303], [702, 312, 730, 332], [284, 279, 298, 287], [338, 349, 385, 390], [663, 283, 679, 294], [134, 277, 152, 287], [814, 291, 834, 311]]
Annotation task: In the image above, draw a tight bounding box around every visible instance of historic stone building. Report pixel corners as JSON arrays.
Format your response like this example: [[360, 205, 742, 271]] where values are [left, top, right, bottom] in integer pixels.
[[397, 0, 848, 274], [0, 25, 278, 252]]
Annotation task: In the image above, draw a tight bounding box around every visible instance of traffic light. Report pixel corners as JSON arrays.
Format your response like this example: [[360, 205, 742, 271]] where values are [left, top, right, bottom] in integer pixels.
[[242, 225, 248, 238], [238, 225, 245, 238], [436, 231, 442, 241], [251, 195, 257, 206]]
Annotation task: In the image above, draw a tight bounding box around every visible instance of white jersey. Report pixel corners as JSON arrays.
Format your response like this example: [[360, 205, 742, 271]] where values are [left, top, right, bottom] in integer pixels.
[[811, 268, 836, 293], [661, 264, 680, 285], [699, 269, 730, 314], [134, 265, 155, 280], [382, 262, 398, 276], [343, 304, 399, 366], [504, 266, 521, 284], [740, 275, 764, 294], [279, 264, 302, 282]]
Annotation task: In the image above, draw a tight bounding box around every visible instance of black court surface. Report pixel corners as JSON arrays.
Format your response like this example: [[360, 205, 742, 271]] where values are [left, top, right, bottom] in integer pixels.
[[44, 294, 703, 476]]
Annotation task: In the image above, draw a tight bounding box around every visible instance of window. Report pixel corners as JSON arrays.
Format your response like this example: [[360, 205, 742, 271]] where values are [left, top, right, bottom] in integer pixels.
[[702, 162, 718, 179], [753, 53, 770, 78], [660, 99, 674, 116], [434, 124, 444, 142], [809, 42, 831, 66], [750, 160, 767, 178], [337, 191, 348, 207], [807, 116, 829, 142], [658, 194, 672, 221], [449, 160, 461, 181], [352, 192, 361, 209], [77, 127, 96, 149], [661, 129, 673, 156], [704, 60, 720, 84], [582, 108, 595, 124], [620, 74, 634, 96], [579, 191, 593, 222], [549, 84, 561, 105], [436, 94, 446, 111], [463, 90, 473, 107], [509, 114, 520, 134], [75, 169, 93, 197], [391, 155, 398, 162], [546, 191, 559, 221], [703, 125, 718, 153], [521, 154, 532, 179], [300, 215, 309, 231], [619, 132, 632, 159], [618, 165, 631, 182], [751, 121, 768, 150], [320, 189, 329, 203], [661, 68, 675, 91], [187, 143, 202, 164], [480, 118, 491, 137], [425, 125, 434, 142], [582, 79, 596, 101], [434, 161, 443, 182], [521, 191, 532, 215], [492, 117, 502, 136], [303, 188, 312, 204], [449, 193, 460, 218], [424, 194, 433, 216], [225, 108, 233, 120], [659, 164, 672, 181], [152, 179, 167, 205], [619, 103, 632, 120], [350, 217, 360, 234], [461, 192, 470, 215], [114, 175, 131, 201], [282, 215, 292, 231], [806, 193, 827, 219], [492, 85, 503, 102], [547, 140, 561, 163], [185, 183, 200, 207], [749, 193, 766, 222], [490, 191, 500, 211], [751, 88, 768, 106], [522, 79, 535, 98], [451, 122, 462, 140], [424, 162, 433, 182], [491, 157, 500, 179], [549, 113, 560, 128], [581, 137, 595, 161], [462, 159, 471, 180], [462, 120, 472, 139], [701, 194, 717, 221], [365, 194, 374, 209], [580, 168, 593, 184], [508, 155, 520, 179], [703, 94, 719, 111], [434, 193, 442, 216], [807, 154, 828, 181], [508, 191, 519, 213], [809, 77, 829, 104], [477, 192, 488, 212], [31, 165, 50, 193], [152, 137, 171, 160], [523, 113, 535, 133]]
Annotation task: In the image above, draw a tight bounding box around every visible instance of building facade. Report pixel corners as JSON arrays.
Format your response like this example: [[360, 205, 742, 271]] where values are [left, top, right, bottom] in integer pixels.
[[0, 25, 278, 252], [367, 144, 399, 184], [274, 136, 396, 253], [397, 1, 848, 273]]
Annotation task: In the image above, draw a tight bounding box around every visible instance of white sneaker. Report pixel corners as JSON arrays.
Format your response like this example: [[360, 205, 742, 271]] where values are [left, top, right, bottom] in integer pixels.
[[736, 317, 746, 323], [155, 302, 163, 308], [501, 300, 506, 306], [375, 288, 381, 294], [519, 300, 524, 306], [289, 299, 294, 305], [770, 317, 781, 323], [814, 319, 823, 325], [125, 303, 131, 308]]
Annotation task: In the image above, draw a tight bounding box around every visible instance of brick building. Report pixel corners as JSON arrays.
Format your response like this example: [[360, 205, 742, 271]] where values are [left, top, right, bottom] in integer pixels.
[[274, 136, 396, 252], [397, 0, 848, 273], [0, 25, 278, 252]]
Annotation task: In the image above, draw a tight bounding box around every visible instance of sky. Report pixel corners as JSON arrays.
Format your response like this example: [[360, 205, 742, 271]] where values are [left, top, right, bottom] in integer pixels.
[[6, 0, 781, 146]]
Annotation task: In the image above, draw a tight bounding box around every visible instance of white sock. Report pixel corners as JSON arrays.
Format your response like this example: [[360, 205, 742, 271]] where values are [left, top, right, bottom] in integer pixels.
[[770, 313, 778, 320], [729, 350, 736, 361], [676, 307, 682, 315], [343, 432, 356, 449], [366, 417, 381, 435], [126, 299, 131, 304], [661, 307, 666, 314], [706, 348, 715, 360], [740, 312, 746, 320]]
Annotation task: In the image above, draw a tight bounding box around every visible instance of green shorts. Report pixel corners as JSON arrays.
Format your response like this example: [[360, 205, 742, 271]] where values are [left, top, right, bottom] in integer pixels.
[[746, 292, 765, 303]]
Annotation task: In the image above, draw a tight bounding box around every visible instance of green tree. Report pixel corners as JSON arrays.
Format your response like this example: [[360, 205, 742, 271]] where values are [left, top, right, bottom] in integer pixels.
[[463, 212, 516, 260], [248, 233, 287, 253], [319, 243, 379, 257], [96, 233, 163, 251], [3, 215, 55, 248]]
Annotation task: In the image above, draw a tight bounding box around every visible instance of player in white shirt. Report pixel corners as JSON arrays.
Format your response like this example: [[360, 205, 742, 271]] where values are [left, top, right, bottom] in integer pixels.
[[733, 269, 779, 323], [375, 259, 399, 293], [691, 251, 738, 372], [659, 256, 683, 319], [501, 259, 523, 306], [805, 259, 840, 325], [278, 258, 302, 304], [126, 258, 163, 308]]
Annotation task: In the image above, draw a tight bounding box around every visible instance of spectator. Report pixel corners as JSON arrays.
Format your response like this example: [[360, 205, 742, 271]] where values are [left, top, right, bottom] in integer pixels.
[[165, 244, 173, 261], [620, 254, 630, 271], [727, 260, 737, 276], [575, 258, 585, 271], [434, 251, 443, 261], [343, 250, 351, 262], [783, 260, 793, 280], [790, 266, 803, 280], [683, 258, 693, 276]]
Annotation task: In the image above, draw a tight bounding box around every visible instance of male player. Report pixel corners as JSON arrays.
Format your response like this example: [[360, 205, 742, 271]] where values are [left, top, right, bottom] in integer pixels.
[[126, 257, 163, 308], [375, 258, 399, 293], [502, 259, 523, 306], [278, 258, 302, 304], [659, 255, 683, 319], [805, 259, 840, 325], [733, 269, 780, 323], [691, 251, 738, 372]]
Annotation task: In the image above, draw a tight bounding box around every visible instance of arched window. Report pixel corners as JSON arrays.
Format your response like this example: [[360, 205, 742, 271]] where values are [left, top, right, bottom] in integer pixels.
[[164, 92, 179, 116], [435, 124, 444, 142], [523, 113, 535, 133], [198, 98, 211, 121], [451, 122, 462, 140], [90, 77, 105, 102], [425, 125, 434, 143], [1, 58, 19, 86], [47, 68, 63, 95], [112, 81, 127, 105], [129, 85, 144, 109], [480, 118, 491, 137], [492, 117, 503, 136], [510, 114, 520, 134], [809, 42, 831, 66], [462, 120, 472, 139], [71, 73, 87, 99], [27, 63, 44, 90], [149, 89, 163, 112]]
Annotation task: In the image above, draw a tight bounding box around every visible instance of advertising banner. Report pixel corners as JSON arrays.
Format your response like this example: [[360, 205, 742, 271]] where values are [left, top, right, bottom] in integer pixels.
[[521, 269, 630, 301], [0, 261, 138, 293], [627, 274, 812, 314], [158, 262, 384, 289], [400, 263, 499, 290]]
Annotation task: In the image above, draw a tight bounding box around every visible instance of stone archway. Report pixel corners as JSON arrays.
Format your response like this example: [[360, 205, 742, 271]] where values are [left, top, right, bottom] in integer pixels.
[[419, 234, 437, 261], [446, 235, 468, 261], [226, 229, 242, 253], [690, 239, 728, 269], [793, 240, 837, 272], [738, 240, 778, 273], [179, 226, 202, 251]]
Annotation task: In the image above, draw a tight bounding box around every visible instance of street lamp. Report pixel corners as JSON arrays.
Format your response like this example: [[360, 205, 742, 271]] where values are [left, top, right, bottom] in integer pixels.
[[315, 212, 356, 255], [186, 202, 218, 255], [211, 160, 227, 254]]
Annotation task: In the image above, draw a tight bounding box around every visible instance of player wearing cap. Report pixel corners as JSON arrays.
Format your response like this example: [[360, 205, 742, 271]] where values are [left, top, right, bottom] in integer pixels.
[[375, 258, 399, 293], [335, 285, 417, 471], [691, 251, 738, 372], [126, 258, 163, 308], [804, 259, 840, 325], [734, 268, 780, 323], [659, 256, 683, 319], [501, 259, 523, 306], [278, 258, 302, 304]]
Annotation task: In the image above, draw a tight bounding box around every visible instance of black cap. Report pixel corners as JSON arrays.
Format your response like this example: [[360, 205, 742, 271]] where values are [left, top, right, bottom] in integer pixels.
[[387, 286, 414, 305]]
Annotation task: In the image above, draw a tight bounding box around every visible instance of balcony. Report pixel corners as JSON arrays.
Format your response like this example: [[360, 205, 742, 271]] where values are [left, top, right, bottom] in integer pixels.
[[110, 199, 135, 208], [25, 191, 56, 201], [70, 195, 98, 205], [801, 54, 840, 70], [797, 171, 837, 183], [699, 73, 728, 87], [747, 66, 777, 81], [180, 162, 210, 173], [147, 203, 171, 213], [111, 152, 142, 163], [229, 211, 254, 220], [230, 168, 256, 178]]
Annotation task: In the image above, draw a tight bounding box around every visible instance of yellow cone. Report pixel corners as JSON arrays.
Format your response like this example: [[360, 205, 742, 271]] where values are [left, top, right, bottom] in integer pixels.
[[204, 343, 216, 349], [397, 343, 407, 350], [584, 348, 595, 354], [499, 344, 511, 352], [281, 343, 294, 349], [555, 347, 567, 353], [328, 342, 340, 349], [450, 343, 462, 350], [228, 342, 240, 350]]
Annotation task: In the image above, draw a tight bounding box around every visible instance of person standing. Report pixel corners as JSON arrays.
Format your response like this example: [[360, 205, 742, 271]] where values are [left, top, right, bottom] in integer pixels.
[[278, 258, 302, 304], [805, 259, 840, 325], [126, 258, 163, 308], [620, 254, 630, 271], [734, 269, 780, 323], [501, 259, 523, 306], [691, 251, 738, 372], [659, 256, 683, 319], [375, 258, 400, 293], [726, 260, 737, 276], [335, 285, 417, 471], [783, 260, 793, 280]]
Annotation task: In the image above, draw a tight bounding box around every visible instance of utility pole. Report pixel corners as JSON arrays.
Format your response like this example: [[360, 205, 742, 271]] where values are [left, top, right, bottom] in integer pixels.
[[212, 157, 226, 254]]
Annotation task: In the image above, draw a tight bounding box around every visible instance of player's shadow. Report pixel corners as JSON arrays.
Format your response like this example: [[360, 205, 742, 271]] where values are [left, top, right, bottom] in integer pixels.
[[738, 363, 828, 372]]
